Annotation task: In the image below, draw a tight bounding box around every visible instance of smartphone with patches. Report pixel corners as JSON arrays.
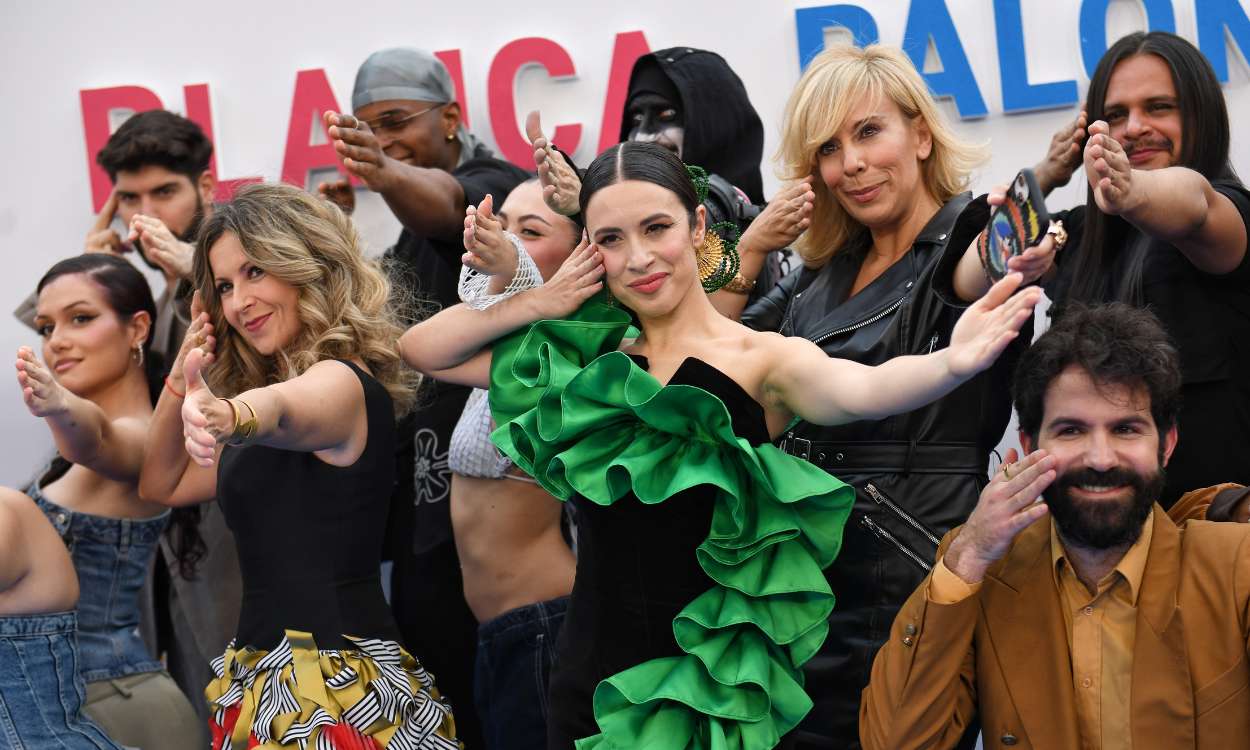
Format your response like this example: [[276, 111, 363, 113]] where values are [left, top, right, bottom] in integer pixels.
[[977, 168, 1050, 282]]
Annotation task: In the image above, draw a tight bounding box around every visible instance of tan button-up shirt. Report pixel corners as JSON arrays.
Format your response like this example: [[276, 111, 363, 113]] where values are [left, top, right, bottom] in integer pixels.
[[930, 512, 1154, 750]]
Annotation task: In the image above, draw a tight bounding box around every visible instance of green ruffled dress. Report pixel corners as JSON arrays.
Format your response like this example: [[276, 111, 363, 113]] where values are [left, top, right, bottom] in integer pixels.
[[488, 300, 854, 750]]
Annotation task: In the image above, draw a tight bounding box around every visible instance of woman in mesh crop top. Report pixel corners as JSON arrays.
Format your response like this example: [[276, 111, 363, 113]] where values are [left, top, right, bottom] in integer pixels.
[[447, 178, 580, 750]]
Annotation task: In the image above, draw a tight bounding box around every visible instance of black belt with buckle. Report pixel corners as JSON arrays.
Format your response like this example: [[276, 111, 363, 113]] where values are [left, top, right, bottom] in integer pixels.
[[780, 437, 985, 476]]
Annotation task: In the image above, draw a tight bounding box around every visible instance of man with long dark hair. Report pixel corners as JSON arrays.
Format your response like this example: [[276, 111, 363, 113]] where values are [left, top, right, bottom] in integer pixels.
[[1038, 31, 1250, 507], [862, 303, 1250, 750]]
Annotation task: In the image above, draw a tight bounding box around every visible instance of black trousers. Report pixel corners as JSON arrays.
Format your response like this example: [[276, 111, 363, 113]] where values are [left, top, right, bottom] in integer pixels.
[[391, 537, 485, 750]]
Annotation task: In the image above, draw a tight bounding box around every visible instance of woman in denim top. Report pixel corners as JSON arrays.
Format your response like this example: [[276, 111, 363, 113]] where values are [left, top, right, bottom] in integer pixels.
[[16, 254, 202, 749], [0, 488, 120, 749]]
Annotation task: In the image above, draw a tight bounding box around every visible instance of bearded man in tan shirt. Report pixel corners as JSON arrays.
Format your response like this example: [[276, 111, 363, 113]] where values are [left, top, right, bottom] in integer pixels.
[[860, 303, 1250, 750]]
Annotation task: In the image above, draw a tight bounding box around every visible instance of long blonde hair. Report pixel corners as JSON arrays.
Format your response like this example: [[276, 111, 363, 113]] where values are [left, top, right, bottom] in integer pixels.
[[778, 44, 987, 266], [193, 182, 417, 415]]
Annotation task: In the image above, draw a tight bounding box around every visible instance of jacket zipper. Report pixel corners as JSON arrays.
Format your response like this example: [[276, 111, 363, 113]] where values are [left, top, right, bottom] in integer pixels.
[[810, 296, 906, 346], [863, 483, 942, 547], [859, 515, 932, 572]]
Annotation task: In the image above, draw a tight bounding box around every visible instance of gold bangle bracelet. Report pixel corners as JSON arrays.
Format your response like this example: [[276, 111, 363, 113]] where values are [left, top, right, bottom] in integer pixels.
[[221, 397, 260, 446], [720, 272, 756, 295]]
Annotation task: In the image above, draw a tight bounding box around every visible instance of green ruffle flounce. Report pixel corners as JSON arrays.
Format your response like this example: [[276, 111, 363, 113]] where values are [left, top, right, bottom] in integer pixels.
[[488, 300, 853, 750]]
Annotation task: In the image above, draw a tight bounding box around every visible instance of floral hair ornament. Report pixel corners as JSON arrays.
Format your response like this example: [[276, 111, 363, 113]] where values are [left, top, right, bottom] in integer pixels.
[[685, 164, 742, 294]]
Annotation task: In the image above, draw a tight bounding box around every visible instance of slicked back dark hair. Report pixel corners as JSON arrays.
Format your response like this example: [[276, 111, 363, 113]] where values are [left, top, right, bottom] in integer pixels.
[[1013, 303, 1182, 440], [1067, 31, 1234, 305], [96, 110, 213, 182], [580, 141, 700, 226]]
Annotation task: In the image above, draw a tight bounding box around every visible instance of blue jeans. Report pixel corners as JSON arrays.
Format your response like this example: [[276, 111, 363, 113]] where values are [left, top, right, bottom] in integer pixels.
[[474, 596, 569, 750], [0, 612, 122, 749]]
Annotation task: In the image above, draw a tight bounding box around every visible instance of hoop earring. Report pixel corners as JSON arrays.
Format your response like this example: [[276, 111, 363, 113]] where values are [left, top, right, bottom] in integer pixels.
[[133, 346, 145, 368]]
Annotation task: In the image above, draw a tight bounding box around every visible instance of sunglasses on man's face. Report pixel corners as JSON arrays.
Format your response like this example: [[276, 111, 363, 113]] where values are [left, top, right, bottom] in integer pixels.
[[365, 104, 445, 137]]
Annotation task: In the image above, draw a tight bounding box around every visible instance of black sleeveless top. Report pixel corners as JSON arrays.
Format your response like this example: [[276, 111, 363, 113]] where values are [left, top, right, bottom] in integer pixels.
[[217, 360, 401, 651], [546, 356, 771, 750]]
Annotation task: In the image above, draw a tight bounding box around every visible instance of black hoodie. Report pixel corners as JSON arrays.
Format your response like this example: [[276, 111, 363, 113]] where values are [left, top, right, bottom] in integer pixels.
[[619, 47, 765, 205]]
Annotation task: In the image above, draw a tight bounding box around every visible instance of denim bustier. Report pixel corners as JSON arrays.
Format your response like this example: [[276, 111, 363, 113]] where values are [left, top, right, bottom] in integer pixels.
[[0, 611, 122, 749], [29, 480, 168, 682]]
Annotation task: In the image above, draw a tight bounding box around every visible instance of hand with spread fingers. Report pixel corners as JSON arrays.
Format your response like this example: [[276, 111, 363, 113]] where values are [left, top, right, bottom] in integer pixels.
[[461, 194, 517, 278], [945, 273, 1042, 379], [1034, 110, 1087, 194], [526, 111, 581, 216], [943, 448, 1057, 584], [15, 347, 70, 418], [168, 292, 217, 395], [525, 237, 602, 320], [1084, 120, 1142, 216], [129, 214, 195, 281], [85, 191, 128, 255], [180, 347, 234, 467], [738, 177, 815, 258], [324, 110, 395, 194], [317, 177, 356, 215]]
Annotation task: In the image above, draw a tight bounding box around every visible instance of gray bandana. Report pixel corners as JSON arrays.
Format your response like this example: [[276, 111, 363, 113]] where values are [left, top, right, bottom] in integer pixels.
[[352, 47, 489, 166]]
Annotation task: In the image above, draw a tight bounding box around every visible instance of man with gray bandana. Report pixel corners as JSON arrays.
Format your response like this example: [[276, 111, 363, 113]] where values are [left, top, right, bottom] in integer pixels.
[[325, 48, 531, 750]]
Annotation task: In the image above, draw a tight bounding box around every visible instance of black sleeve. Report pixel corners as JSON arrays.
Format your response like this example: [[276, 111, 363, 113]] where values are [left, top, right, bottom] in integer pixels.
[[1212, 180, 1250, 283], [1040, 204, 1086, 303], [425, 158, 535, 265], [929, 194, 990, 308], [742, 264, 808, 332]]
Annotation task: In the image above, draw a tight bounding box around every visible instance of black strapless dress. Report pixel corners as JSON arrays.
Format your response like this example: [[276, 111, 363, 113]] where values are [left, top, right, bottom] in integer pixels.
[[545, 356, 771, 750]]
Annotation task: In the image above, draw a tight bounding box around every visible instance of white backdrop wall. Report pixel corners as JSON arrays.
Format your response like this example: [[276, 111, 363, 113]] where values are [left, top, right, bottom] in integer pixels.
[[1, 0, 1247, 485]]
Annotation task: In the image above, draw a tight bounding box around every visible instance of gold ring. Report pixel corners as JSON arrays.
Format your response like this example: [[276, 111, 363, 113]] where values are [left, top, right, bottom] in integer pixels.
[[1002, 462, 1013, 480], [1046, 220, 1068, 250]]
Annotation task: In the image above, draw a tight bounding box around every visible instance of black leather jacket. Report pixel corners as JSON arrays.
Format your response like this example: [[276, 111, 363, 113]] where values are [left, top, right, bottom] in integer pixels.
[[745, 194, 1027, 749]]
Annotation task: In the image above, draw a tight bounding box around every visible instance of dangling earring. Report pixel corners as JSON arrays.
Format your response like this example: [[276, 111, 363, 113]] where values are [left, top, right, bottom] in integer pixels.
[[695, 228, 741, 293], [446, 132, 456, 142], [132, 346, 144, 368]]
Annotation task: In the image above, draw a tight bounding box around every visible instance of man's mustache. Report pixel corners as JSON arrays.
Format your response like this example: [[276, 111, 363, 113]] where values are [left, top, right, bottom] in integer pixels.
[[1123, 137, 1174, 157]]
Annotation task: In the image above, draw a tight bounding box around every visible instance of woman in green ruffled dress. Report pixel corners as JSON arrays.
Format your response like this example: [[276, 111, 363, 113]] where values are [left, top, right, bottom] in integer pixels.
[[400, 141, 1039, 750]]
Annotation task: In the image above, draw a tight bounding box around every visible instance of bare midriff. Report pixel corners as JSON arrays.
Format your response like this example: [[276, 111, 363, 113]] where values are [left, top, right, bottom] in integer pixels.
[[450, 473, 575, 623]]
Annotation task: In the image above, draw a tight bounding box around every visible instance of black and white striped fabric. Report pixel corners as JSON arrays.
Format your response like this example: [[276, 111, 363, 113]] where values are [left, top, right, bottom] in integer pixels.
[[209, 634, 460, 750]]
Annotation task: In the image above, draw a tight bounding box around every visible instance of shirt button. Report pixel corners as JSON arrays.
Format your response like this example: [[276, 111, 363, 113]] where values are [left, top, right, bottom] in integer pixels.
[[904, 624, 917, 636], [902, 636, 914, 647], [1083, 606, 1094, 616], [1081, 677, 1093, 688], [1001, 733, 1018, 746], [56, 512, 67, 524]]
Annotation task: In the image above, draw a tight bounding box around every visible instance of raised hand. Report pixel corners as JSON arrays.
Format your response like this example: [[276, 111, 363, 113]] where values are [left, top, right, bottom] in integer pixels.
[[1033, 110, 1087, 194], [1084, 120, 1140, 216], [129, 215, 195, 281], [324, 111, 394, 194], [983, 186, 1061, 285], [180, 347, 232, 467], [461, 194, 517, 278], [738, 177, 815, 257], [946, 273, 1041, 378], [943, 449, 1056, 583], [526, 111, 581, 216], [168, 292, 216, 393], [15, 347, 69, 418], [85, 191, 127, 255], [525, 235, 603, 319], [317, 177, 357, 215]]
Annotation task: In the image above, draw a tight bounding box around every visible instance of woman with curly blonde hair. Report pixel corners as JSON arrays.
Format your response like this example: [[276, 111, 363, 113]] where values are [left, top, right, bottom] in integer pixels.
[[736, 44, 1060, 747], [139, 182, 459, 749]]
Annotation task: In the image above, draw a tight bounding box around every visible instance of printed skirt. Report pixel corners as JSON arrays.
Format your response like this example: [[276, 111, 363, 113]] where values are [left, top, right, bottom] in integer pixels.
[[207, 630, 459, 750]]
